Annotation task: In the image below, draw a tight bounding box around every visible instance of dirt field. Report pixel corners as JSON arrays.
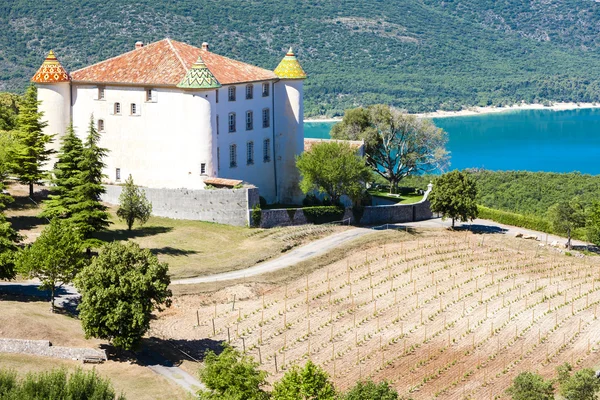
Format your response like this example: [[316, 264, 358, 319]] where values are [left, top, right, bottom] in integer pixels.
[[3, 182, 347, 279], [152, 230, 600, 399], [0, 300, 190, 400]]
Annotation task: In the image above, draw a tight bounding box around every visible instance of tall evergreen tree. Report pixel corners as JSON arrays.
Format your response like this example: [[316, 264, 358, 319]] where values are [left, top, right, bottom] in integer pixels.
[[10, 85, 54, 197], [69, 115, 110, 239], [0, 186, 20, 280], [41, 124, 84, 219]]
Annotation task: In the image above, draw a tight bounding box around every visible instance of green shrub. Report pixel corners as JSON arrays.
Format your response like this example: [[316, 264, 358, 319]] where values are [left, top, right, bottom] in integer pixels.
[[302, 206, 345, 224], [251, 204, 262, 228]]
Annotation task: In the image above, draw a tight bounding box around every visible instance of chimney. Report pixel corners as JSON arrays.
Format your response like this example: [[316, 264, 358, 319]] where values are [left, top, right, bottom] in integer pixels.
[[202, 42, 209, 51], [135, 41, 144, 49]]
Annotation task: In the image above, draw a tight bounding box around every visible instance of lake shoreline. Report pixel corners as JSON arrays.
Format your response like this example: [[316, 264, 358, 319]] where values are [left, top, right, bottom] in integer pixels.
[[304, 102, 600, 122]]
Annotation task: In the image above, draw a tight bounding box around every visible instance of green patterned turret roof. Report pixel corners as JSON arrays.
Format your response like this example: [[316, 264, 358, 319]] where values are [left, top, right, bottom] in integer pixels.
[[177, 55, 221, 89], [274, 48, 307, 80]]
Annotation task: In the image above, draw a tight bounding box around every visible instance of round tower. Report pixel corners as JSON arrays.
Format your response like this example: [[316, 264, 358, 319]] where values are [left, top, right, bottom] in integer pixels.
[[273, 47, 307, 203], [31, 50, 71, 166], [177, 54, 221, 184]]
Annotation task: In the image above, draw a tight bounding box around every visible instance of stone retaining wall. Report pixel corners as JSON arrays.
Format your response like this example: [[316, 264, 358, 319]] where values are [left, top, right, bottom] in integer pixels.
[[0, 338, 106, 361], [103, 185, 259, 227]]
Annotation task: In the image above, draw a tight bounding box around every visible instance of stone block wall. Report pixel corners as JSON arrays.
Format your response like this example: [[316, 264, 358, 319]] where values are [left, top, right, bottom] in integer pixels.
[[103, 185, 259, 227], [0, 339, 106, 361]]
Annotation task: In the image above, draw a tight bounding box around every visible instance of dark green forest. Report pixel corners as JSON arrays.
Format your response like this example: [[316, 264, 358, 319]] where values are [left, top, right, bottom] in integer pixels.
[[1, 0, 600, 116]]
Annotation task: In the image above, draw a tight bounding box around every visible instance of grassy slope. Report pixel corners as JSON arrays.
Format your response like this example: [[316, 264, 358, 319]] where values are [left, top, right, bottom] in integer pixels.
[[1, 1, 600, 115], [0, 300, 190, 400]]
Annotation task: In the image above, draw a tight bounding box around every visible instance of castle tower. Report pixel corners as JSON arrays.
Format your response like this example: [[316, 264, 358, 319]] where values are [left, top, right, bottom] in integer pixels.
[[274, 48, 307, 203], [31, 50, 71, 167], [177, 55, 221, 180]]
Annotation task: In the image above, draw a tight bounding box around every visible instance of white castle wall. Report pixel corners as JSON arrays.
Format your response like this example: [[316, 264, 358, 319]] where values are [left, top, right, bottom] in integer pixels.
[[38, 83, 71, 168], [274, 79, 304, 204]]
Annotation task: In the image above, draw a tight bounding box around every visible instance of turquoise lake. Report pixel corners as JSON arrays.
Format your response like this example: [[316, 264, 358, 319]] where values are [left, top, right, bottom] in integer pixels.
[[305, 108, 600, 175]]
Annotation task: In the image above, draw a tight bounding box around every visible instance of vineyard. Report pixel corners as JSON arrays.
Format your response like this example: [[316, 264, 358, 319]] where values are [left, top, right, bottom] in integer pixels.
[[153, 230, 600, 399]]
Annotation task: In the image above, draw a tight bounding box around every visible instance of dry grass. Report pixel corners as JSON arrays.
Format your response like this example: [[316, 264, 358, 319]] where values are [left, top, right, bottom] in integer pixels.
[[0, 353, 192, 400], [0, 300, 190, 400], [4, 182, 348, 279], [152, 230, 600, 399]]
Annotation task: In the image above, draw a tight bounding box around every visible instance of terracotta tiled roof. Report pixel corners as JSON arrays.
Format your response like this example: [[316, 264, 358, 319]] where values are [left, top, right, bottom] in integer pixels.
[[31, 50, 70, 83], [303, 138, 365, 156], [70, 39, 278, 86]]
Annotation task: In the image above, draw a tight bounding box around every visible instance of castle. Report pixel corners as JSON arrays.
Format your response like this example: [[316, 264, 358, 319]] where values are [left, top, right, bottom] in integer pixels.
[[31, 39, 306, 204]]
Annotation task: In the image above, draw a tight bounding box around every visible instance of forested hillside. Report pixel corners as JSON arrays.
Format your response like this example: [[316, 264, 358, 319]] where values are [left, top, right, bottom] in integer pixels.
[[2, 0, 600, 116]]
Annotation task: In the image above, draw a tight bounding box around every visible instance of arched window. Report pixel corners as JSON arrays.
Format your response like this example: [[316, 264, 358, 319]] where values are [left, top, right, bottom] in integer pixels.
[[228, 86, 236, 101], [262, 108, 270, 128], [228, 113, 236, 133], [246, 111, 253, 130], [246, 84, 253, 100], [97, 119, 105, 132], [114, 102, 121, 115], [229, 144, 237, 168], [263, 139, 271, 162], [262, 83, 269, 97]]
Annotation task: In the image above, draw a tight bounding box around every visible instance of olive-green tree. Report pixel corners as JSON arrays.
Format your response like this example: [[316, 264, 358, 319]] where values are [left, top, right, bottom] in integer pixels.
[[9, 85, 54, 197], [506, 372, 555, 400], [198, 345, 269, 400], [429, 170, 478, 228], [342, 380, 401, 400], [556, 363, 600, 400], [296, 141, 371, 205], [331, 105, 449, 193], [75, 242, 171, 350], [272, 360, 336, 400], [41, 124, 84, 219], [16, 218, 87, 312], [585, 201, 600, 246], [548, 199, 585, 250], [117, 175, 152, 231]]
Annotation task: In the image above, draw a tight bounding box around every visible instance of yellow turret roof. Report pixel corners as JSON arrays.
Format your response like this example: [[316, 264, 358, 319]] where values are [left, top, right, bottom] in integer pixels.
[[274, 48, 307, 80], [31, 50, 70, 83]]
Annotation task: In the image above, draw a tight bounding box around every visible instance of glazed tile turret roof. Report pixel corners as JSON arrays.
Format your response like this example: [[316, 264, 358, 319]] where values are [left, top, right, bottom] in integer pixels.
[[31, 50, 70, 83], [70, 39, 278, 86], [177, 55, 221, 89], [274, 48, 307, 80]]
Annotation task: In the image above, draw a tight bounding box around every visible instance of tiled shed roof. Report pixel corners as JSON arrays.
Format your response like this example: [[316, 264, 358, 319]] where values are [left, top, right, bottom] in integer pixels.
[[70, 39, 278, 86]]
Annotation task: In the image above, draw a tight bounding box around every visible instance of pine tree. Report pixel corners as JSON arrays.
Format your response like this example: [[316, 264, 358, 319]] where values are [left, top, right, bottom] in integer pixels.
[[0, 186, 20, 280], [117, 175, 152, 231], [41, 124, 84, 219], [10, 85, 54, 197], [69, 115, 110, 240]]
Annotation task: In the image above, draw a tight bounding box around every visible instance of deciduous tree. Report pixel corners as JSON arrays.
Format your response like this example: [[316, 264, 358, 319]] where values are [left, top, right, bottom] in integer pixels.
[[41, 124, 84, 219], [296, 141, 371, 205], [9, 85, 53, 197], [198, 345, 269, 400], [548, 199, 585, 250], [506, 372, 555, 400], [585, 201, 600, 246], [16, 218, 86, 312], [117, 175, 152, 231], [429, 170, 478, 228], [69, 115, 110, 240], [75, 242, 171, 350], [331, 105, 449, 193], [342, 380, 400, 400], [272, 360, 336, 400], [557, 364, 600, 400]]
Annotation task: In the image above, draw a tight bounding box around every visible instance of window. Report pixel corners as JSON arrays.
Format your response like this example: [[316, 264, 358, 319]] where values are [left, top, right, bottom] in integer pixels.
[[97, 119, 104, 132], [200, 163, 206, 175], [114, 102, 121, 115], [262, 108, 270, 128], [146, 89, 154, 102], [229, 144, 237, 168], [246, 84, 253, 100], [216, 115, 219, 135], [216, 89, 219, 103], [228, 86, 236, 101], [246, 111, 253, 130], [262, 83, 269, 97], [228, 113, 236, 133], [130, 103, 137, 115], [98, 87, 105, 100], [263, 139, 271, 162], [115, 168, 121, 181], [247, 141, 254, 165]]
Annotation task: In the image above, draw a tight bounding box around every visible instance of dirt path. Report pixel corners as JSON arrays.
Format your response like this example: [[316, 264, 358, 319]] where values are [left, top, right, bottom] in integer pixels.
[[171, 227, 374, 285]]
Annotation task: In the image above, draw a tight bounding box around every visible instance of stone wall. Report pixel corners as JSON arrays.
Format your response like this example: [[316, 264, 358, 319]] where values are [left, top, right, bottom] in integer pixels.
[[103, 185, 259, 227], [0, 338, 106, 361]]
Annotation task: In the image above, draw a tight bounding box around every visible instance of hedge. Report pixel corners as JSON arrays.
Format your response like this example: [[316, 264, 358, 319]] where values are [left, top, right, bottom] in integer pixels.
[[303, 206, 345, 224]]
